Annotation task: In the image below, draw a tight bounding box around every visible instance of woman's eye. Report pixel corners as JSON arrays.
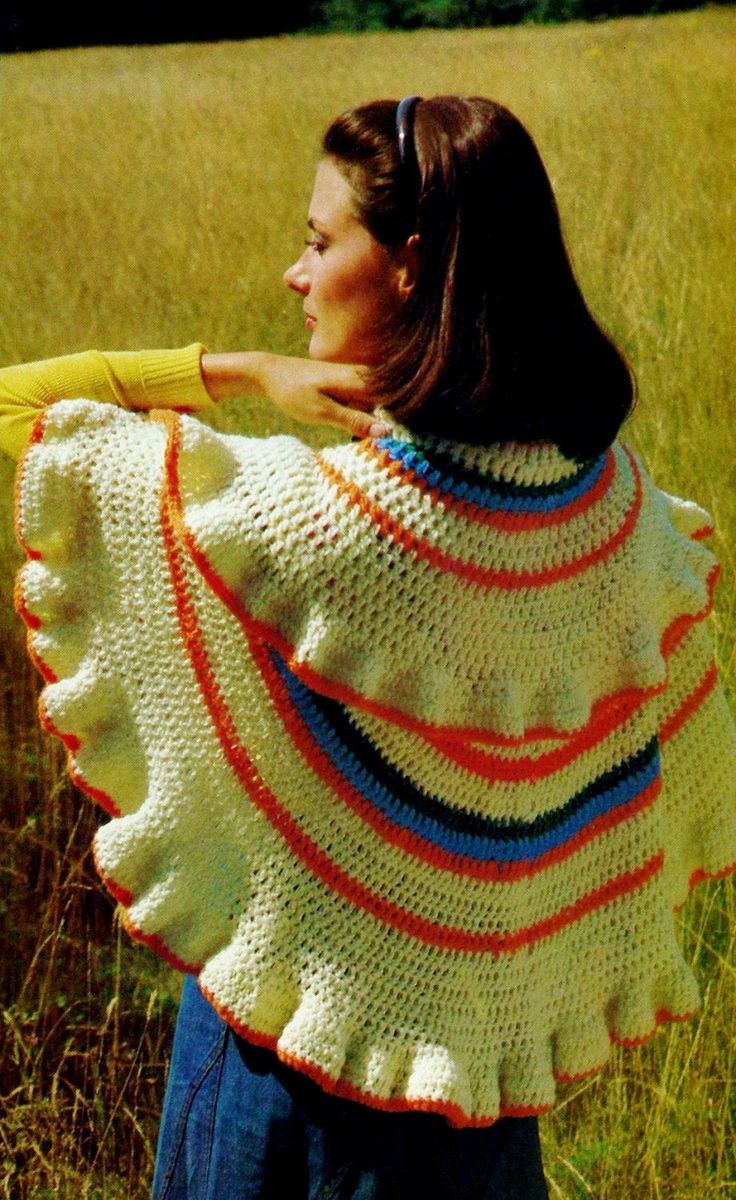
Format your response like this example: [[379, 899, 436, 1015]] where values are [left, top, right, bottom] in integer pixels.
[[304, 237, 326, 254]]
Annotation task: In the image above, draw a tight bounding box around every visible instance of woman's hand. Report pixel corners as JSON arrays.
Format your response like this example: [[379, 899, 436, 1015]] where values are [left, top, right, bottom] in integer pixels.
[[200, 351, 390, 439]]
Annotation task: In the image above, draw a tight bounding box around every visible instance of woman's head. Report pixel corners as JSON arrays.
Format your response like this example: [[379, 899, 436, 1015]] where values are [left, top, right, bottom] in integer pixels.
[[285, 95, 635, 460], [282, 156, 413, 365]]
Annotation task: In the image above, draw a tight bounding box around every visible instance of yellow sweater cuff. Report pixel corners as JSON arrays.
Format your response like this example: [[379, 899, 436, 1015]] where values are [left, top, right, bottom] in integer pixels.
[[137, 343, 213, 410]]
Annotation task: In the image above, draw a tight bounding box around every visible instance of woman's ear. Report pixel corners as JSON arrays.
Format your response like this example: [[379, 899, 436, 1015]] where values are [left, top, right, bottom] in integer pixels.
[[396, 233, 420, 300]]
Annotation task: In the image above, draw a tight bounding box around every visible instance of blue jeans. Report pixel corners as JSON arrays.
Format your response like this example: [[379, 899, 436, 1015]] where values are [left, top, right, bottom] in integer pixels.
[[152, 976, 549, 1200]]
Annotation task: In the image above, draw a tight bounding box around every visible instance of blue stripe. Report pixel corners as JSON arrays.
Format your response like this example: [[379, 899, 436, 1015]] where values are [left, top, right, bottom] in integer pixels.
[[375, 437, 607, 514], [272, 652, 659, 864]]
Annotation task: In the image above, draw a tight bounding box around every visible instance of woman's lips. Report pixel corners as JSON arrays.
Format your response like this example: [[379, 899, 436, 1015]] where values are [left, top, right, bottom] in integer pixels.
[[305, 315, 316, 330]]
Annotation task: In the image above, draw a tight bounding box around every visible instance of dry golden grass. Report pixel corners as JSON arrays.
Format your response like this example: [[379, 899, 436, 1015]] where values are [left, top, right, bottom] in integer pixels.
[[0, 7, 734, 1196]]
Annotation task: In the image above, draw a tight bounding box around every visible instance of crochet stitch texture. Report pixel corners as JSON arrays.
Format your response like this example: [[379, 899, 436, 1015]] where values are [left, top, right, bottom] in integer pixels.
[[14, 400, 736, 1126]]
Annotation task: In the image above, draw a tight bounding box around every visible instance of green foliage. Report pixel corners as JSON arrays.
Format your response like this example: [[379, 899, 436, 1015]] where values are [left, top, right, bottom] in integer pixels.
[[315, 0, 391, 31], [314, 0, 704, 30]]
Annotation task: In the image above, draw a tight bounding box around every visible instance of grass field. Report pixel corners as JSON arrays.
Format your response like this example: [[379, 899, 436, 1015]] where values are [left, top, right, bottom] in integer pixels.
[[1, 7, 735, 1196]]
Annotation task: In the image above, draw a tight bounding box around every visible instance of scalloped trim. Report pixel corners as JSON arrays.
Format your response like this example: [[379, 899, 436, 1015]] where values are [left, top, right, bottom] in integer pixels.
[[199, 982, 550, 1128], [198, 983, 699, 1128]]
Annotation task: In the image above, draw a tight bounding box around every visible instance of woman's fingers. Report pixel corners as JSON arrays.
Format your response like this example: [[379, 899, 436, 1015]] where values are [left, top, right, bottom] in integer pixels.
[[316, 363, 373, 409], [316, 395, 390, 439], [260, 355, 390, 435], [313, 363, 392, 437], [314, 363, 390, 436]]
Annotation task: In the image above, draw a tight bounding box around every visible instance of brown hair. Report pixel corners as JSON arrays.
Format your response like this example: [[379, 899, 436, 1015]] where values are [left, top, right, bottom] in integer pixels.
[[322, 96, 635, 460]]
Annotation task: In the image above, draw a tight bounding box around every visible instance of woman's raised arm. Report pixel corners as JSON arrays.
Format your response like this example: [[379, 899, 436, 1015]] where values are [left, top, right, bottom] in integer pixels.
[[0, 346, 386, 463], [0, 345, 211, 462], [201, 351, 388, 439]]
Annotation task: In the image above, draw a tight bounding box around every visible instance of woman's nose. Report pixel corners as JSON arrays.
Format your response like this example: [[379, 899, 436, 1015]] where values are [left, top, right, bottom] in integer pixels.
[[283, 256, 309, 294]]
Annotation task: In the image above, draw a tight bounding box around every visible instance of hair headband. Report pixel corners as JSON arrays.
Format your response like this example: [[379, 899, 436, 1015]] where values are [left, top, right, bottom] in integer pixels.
[[396, 95, 422, 168]]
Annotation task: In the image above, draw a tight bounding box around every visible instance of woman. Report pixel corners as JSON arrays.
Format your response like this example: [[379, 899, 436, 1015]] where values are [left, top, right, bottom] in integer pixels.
[[4, 96, 735, 1200]]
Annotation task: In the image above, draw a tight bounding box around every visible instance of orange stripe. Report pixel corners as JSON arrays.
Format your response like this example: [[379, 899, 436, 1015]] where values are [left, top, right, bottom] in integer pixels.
[[555, 1006, 697, 1081], [38, 694, 80, 753], [25, 631, 58, 683], [555, 1007, 697, 1080], [38, 696, 122, 818], [66, 763, 120, 817], [93, 844, 135, 907], [359, 440, 617, 532], [121, 913, 201, 974], [13, 569, 41, 630], [317, 444, 642, 590], [614, 1007, 697, 1048], [93, 845, 202, 973], [255, 638, 662, 880], [660, 661, 718, 744], [488, 852, 663, 955], [661, 564, 720, 658], [688, 859, 736, 890], [425, 696, 654, 782]]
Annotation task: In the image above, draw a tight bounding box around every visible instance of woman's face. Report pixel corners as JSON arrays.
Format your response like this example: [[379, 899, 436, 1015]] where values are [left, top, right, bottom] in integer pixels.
[[283, 157, 404, 365]]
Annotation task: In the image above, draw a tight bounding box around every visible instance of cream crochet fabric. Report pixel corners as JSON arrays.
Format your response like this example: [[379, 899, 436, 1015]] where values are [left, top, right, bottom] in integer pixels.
[[14, 400, 736, 1126]]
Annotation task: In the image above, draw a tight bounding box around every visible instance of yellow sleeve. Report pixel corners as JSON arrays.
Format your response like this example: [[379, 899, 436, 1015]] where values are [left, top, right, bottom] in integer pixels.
[[0, 344, 213, 462]]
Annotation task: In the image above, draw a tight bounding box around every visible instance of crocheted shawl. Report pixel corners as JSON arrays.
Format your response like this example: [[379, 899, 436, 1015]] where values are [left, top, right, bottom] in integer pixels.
[[14, 400, 736, 1127]]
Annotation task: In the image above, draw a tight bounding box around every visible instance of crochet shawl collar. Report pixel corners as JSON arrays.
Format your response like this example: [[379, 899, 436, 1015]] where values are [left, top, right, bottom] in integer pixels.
[[14, 400, 736, 1127]]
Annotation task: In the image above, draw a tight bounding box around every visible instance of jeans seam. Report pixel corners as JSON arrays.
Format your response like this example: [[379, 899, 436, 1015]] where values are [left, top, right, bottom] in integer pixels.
[[201, 1028, 228, 1198], [155, 1027, 229, 1200], [317, 1162, 355, 1200]]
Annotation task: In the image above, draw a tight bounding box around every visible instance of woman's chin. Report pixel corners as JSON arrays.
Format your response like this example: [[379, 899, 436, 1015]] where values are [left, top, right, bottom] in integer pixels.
[[307, 333, 369, 365], [308, 340, 343, 364]]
